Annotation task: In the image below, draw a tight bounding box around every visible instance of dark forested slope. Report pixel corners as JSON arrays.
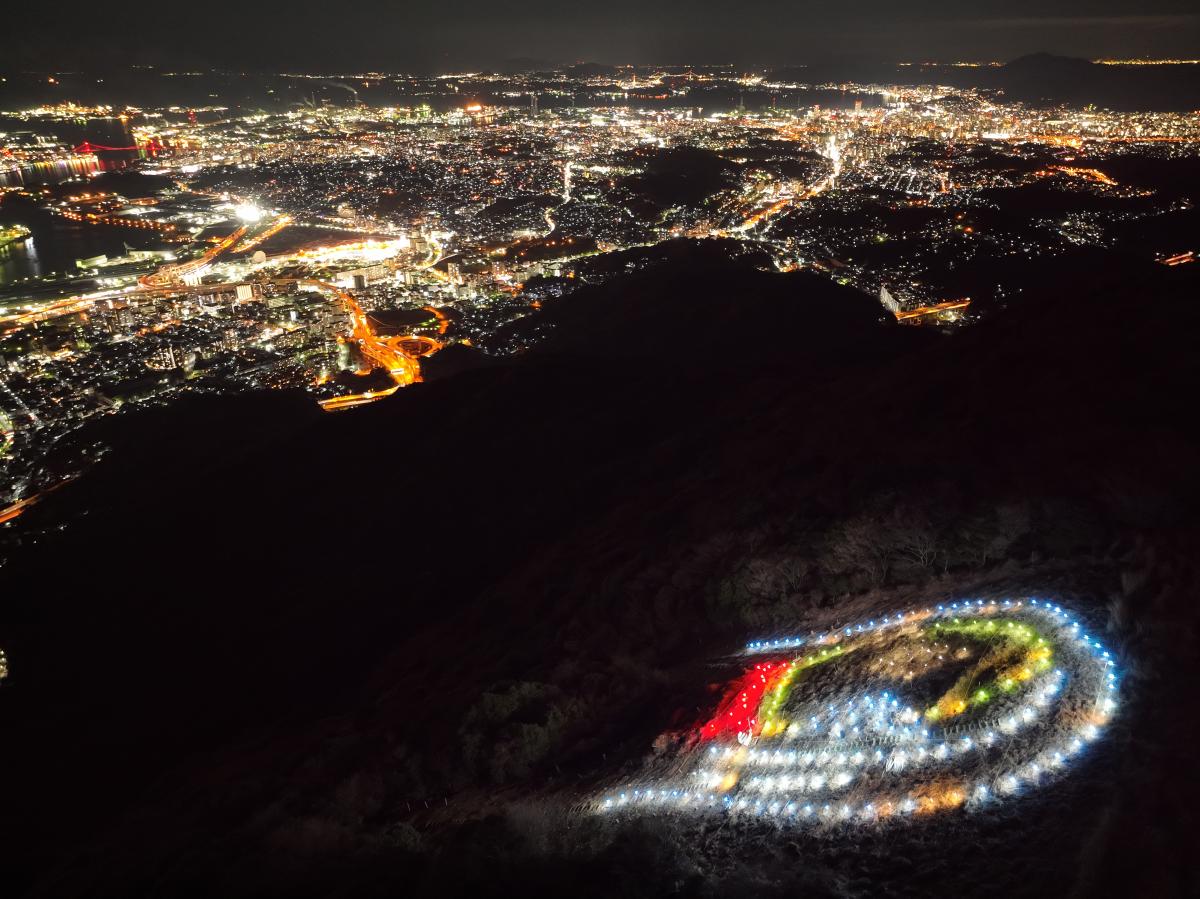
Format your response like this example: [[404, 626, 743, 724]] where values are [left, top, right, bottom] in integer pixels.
[[2, 255, 1198, 898]]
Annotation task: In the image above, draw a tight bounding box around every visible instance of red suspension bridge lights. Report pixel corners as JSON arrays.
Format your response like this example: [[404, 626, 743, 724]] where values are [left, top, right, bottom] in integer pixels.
[[72, 139, 164, 156]]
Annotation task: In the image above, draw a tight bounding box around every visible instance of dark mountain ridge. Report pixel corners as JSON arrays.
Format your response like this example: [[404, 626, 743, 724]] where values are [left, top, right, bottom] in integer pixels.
[[2, 254, 1199, 898], [771, 54, 1200, 111]]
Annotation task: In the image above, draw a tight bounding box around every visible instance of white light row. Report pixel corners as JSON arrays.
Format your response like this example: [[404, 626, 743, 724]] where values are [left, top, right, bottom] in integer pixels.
[[745, 598, 1118, 670], [745, 612, 912, 653], [602, 724, 1103, 818]]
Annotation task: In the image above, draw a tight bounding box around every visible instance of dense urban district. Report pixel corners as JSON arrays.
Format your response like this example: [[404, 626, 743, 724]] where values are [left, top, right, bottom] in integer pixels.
[[1, 64, 1198, 525]]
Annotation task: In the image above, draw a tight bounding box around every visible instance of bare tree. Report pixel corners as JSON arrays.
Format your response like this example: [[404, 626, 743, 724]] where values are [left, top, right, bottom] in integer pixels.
[[827, 513, 892, 585], [892, 506, 942, 571]]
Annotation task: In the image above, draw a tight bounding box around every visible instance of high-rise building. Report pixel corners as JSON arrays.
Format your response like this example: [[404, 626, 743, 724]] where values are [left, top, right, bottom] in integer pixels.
[[102, 306, 134, 335], [530, 93, 539, 116]]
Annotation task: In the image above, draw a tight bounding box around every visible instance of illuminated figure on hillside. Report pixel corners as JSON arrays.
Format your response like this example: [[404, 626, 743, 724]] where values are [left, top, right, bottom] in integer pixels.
[[599, 598, 1118, 825]]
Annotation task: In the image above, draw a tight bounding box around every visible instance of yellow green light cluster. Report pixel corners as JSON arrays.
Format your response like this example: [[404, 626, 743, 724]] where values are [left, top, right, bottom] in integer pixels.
[[923, 619, 1054, 721], [758, 644, 847, 737]]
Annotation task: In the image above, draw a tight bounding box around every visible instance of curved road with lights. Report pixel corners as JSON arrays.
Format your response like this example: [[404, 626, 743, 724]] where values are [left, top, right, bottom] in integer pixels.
[[128, 225, 443, 412], [310, 279, 429, 411]]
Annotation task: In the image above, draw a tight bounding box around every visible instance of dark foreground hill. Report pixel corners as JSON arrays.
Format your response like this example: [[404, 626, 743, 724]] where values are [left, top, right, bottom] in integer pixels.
[[500, 245, 898, 364], [2, 255, 1199, 898]]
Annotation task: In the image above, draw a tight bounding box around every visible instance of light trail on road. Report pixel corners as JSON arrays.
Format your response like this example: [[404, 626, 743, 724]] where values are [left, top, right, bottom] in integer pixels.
[[232, 215, 293, 253], [0, 494, 38, 525], [138, 226, 248, 289], [0, 476, 75, 526], [597, 598, 1118, 827], [895, 299, 972, 322], [306, 279, 426, 411], [730, 135, 843, 234]]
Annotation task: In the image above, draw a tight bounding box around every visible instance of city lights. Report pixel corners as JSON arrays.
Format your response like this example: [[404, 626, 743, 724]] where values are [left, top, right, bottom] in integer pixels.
[[234, 203, 265, 223], [0, 10, 1194, 893], [2, 64, 1198, 588]]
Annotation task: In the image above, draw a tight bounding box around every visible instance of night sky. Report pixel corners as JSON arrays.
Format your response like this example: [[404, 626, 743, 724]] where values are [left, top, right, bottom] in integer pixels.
[[10, 0, 1200, 72]]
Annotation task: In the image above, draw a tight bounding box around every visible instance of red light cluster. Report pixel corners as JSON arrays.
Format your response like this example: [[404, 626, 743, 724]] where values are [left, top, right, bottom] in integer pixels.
[[700, 660, 791, 740]]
